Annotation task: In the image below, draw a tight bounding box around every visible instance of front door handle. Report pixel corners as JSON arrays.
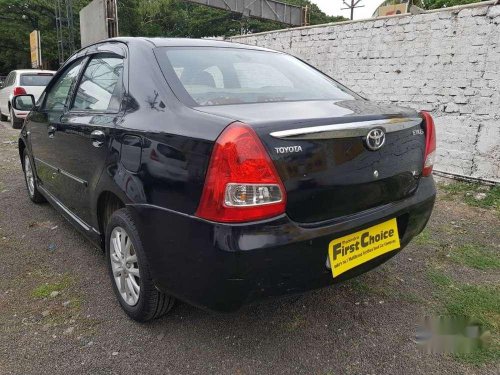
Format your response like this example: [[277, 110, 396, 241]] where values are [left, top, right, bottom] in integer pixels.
[[90, 130, 106, 148], [48, 125, 56, 138]]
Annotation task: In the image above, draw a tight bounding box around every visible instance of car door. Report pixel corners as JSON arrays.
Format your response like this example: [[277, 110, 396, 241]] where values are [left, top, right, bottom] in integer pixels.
[[28, 59, 86, 197], [55, 50, 126, 224]]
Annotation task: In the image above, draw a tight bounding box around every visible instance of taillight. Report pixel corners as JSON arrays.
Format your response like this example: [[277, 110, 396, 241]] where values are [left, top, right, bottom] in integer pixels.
[[196, 122, 286, 223], [150, 149, 160, 161], [13, 87, 26, 96], [420, 111, 436, 177]]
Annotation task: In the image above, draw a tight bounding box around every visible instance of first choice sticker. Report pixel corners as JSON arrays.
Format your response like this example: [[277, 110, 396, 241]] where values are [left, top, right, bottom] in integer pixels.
[[328, 218, 401, 278]]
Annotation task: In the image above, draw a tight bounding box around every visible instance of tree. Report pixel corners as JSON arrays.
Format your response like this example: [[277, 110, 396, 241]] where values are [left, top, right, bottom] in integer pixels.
[[0, 0, 88, 74], [0, 0, 346, 74], [376, 0, 484, 10], [422, 0, 484, 9], [119, 0, 347, 38]]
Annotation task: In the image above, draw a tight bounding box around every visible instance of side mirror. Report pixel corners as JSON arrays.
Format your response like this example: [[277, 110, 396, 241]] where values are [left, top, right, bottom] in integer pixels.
[[12, 94, 35, 111]]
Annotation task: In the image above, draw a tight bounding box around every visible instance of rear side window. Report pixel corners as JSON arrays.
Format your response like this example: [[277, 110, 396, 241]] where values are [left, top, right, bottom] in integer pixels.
[[6, 72, 15, 86], [44, 60, 83, 111], [20, 74, 53, 86], [72, 56, 124, 112]]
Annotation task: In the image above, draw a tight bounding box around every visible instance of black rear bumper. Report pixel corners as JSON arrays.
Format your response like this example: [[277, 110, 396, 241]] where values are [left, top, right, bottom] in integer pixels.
[[129, 176, 436, 312]]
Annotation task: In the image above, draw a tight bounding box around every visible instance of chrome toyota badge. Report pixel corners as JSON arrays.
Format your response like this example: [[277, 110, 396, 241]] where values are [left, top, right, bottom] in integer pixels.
[[365, 128, 386, 151]]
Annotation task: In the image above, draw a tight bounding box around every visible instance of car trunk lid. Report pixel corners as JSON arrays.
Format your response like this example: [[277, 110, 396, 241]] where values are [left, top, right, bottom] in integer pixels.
[[195, 100, 426, 223]]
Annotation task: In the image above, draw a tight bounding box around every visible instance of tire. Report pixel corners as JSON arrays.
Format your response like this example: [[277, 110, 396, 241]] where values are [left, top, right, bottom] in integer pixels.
[[10, 107, 22, 129], [106, 208, 174, 322], [23, 149, 46, 203], [0, 111, 7, 121]]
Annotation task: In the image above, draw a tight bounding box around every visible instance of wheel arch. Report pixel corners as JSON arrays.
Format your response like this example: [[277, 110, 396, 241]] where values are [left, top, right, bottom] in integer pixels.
[[18, 138, 27, 170], [96, 191, 126, 249]]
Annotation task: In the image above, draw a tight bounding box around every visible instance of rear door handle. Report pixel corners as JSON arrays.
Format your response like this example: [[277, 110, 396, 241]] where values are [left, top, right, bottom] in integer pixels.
[[48, 125, 56, 138], [90, 130, 106, 148]]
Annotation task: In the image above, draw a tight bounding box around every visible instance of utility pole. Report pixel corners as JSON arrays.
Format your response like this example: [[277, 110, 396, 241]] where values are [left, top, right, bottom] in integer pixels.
[[341, 0, 364, 21], [55, 0, 75, 65]]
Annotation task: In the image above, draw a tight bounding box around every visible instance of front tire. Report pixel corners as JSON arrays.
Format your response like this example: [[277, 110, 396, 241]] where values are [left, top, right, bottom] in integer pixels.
[[10, 107, 22, 129], [23, 149, 46, 203], [106, 208, 174, 322]]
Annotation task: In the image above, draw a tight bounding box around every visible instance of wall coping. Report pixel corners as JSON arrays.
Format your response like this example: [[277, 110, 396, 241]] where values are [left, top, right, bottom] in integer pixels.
[[230, 0, 498, 39]]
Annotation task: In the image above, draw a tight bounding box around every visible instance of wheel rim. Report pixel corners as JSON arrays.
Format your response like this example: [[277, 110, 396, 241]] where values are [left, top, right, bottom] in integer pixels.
[[24, 155, 35, 197], [110, 227, 141, 306]]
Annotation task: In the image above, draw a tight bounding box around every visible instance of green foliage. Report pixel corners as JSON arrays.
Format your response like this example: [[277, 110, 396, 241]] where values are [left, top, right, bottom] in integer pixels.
[[0, 0, 88, 73], [422, 0, 483, 10], [450, 244, 500, 270], [414, 228, 438, 246], [119, 0, 346, 38], [440, 181, 500, 212], [32, 277, 71, 298], [0, 0, 345, 74], [428, 268, 500, 365]]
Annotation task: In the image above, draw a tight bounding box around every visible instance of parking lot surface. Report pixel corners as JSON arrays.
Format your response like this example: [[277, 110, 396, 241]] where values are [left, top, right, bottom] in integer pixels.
[[0, 121, 498, 374]]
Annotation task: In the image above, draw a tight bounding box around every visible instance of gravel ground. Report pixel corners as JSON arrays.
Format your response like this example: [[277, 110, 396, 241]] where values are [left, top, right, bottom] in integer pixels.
[[0, 120, 498, 375]]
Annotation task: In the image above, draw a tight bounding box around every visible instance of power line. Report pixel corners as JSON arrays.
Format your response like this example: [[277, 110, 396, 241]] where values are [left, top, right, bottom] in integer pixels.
[[341, 0, 365, 21]]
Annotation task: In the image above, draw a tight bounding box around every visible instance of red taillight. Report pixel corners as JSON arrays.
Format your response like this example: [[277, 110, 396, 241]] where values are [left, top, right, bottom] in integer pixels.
[[150, 149, 160, 161], [196, 122, 287, 223], [13, 87, 26, 96], [420, 111, 436, 177]]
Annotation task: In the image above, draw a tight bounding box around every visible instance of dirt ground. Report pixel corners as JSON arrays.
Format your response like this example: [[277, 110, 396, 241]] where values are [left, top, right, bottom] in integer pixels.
[[0, 120, 498, 375]]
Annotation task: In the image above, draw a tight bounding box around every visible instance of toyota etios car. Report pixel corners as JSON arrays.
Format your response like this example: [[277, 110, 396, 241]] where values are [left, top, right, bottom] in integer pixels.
[[14, 38, 436, 322]]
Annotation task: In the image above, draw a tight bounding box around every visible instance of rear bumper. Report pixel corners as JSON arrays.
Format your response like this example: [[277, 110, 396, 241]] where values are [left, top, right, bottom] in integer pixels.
[[12, 108, 28, 118], [129, 176, 436, 312]]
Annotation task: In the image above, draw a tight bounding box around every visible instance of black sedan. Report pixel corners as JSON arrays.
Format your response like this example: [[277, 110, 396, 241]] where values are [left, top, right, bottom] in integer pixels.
[[14, 38, 436, 322]]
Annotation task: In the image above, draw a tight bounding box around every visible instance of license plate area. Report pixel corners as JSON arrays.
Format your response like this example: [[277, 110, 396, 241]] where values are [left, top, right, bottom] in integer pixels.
[[327, 218, 400, 278]]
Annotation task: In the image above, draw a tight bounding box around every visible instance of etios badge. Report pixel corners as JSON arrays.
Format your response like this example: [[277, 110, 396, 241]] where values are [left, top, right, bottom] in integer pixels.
[[365, 128, 386, 151]]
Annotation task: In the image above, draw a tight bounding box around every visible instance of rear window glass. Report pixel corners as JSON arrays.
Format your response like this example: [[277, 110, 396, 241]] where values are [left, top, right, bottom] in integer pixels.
[[155, 47, 358, 106], [20, 74, 53, 86]]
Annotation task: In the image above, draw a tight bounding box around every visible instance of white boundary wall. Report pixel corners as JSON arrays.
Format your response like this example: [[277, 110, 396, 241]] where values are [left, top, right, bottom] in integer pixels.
[[230, 1, 500, 182]]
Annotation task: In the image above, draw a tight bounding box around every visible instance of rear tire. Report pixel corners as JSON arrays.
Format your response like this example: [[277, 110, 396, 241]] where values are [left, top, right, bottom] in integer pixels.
[[106, 208, 174, 322], [0, 111, 7, 121], [23, 149, 46, 204], [10, 107, 22, 129]]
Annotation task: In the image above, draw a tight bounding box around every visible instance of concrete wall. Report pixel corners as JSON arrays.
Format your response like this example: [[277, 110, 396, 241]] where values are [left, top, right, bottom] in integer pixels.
[[230, 1, 500, 182], [80, 0, 108, 48]]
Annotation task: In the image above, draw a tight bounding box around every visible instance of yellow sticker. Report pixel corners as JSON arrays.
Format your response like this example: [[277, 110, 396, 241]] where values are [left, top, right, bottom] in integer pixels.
[[328, 218, 400, 278]]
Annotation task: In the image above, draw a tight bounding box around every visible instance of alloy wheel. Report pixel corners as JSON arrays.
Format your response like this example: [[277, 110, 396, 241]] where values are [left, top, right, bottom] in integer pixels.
[[110, 226, 141, 306], [24, 155, 35, 197]]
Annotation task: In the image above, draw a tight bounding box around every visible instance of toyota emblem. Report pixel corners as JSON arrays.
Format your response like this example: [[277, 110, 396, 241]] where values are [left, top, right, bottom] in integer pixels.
[[365, 128, 386, 151]]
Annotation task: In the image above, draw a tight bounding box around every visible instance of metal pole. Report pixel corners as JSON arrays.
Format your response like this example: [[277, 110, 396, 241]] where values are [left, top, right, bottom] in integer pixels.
[[66, 0, 75, 55], [55, 0, 64, 64], [341, 0, 365, 21]]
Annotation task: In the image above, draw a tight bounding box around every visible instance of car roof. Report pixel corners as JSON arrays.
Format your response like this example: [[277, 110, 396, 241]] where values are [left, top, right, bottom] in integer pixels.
[[12, 69, 56, 74], [100, 37, 278, 53]]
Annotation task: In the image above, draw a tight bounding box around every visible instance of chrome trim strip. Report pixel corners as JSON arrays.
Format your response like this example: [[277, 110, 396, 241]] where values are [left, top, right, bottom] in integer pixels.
[[60, 169, 87, 186], [34, 157, 58, 171], [269, 117, 421, 140], [38, 185, 98, 234], [34, 157, 87, 186]]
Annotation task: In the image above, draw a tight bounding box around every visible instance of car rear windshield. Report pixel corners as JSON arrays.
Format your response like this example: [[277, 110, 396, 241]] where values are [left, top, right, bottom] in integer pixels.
[[155, 47, 359, 106], [20, 74, 53, 86]]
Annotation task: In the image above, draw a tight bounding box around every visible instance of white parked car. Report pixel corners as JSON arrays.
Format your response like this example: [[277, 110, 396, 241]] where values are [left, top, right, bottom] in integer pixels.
[[0, 69, 55, 128]]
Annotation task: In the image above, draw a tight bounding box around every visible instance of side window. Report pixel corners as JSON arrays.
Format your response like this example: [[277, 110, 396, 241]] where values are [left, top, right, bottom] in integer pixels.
[[72, 55, 124, 112], [44, 60, 83, 111], [6, 72, 15, 86]]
